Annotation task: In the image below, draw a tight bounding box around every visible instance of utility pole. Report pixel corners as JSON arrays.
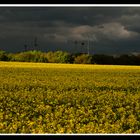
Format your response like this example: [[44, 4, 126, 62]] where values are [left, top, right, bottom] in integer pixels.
[[84, 34, 91, 55], [83, 33, 96, 55], [87, 35, 90, 55], [34, 37, 38, 50], [24, 44, 27, 52]]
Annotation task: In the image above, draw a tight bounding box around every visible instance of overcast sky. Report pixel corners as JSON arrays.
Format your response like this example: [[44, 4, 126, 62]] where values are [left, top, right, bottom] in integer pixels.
[[0, 7, 140, 55]]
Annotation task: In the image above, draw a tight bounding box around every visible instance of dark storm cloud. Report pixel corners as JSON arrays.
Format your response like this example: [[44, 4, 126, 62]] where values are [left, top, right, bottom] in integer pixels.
[[0, 6, 140, 54], [0, 7, 129, 26]]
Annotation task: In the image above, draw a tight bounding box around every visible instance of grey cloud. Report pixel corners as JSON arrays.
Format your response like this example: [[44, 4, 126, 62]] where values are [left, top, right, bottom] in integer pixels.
[[0, 7, 127, 26], [0, 7, 140, 54]]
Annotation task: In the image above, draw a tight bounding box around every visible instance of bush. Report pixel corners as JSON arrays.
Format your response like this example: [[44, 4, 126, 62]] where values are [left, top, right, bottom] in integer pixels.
[[46, 51, 72, 63], [74, 54, 92, 64], [0, 50, 8, 61], [11, 50, 48, 63], [54, 51, 72, 63]]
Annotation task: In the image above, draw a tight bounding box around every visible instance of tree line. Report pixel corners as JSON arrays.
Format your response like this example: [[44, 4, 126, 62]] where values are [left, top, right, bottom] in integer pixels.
[[0, 49, 140, 65]]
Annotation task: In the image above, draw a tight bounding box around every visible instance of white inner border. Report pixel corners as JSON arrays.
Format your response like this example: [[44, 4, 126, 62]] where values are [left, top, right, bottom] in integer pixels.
[[0, 4, 140, 7], [0, 4, 140, 135]]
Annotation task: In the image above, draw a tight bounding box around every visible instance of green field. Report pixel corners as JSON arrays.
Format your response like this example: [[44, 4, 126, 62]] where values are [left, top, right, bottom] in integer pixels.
[[0, 62, 140, 133]]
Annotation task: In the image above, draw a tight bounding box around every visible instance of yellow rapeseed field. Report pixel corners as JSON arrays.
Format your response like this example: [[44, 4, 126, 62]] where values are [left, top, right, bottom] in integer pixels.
[[0, 61, 140, 133]]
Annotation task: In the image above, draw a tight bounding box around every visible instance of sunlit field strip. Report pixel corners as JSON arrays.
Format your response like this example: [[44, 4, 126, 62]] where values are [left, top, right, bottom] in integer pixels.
[[0, 61, 140, 70]]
